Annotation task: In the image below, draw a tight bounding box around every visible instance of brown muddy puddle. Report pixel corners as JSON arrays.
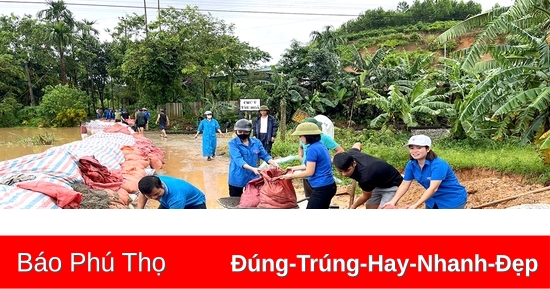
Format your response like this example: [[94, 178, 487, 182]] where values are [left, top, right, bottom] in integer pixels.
[[0, 128, 229, 209]]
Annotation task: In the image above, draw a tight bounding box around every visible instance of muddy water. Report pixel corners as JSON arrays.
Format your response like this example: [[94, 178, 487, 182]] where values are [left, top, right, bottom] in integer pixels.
[[0, 127, 82, 161], [148, 133, 230, 209], [0, 128, 229, 209]]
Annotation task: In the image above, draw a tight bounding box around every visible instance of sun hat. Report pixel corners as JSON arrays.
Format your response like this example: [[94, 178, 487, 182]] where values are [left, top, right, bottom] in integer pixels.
[[291, 122, 323, 136], [204, 110, 212, 115], [259, 105, 269, 111], [404, 134, 432, 147], [142, 108, 147, 110]]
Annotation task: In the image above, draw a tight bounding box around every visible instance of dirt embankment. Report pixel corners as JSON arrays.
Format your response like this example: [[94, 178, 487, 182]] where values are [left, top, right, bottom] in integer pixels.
[[316, 168, 549, 209]]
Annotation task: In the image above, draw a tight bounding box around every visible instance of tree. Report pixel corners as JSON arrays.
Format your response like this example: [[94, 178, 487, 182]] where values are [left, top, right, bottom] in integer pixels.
[[37, 0, 75, 84], [435, 0, 550, 141], [358, 80, 454, 129], [396, 1, 410, 13], [309, 25, 345, 52]]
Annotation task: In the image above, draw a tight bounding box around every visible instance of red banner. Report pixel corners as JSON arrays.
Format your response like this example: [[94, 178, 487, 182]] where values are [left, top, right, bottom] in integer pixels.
[[0, 236, 547, 288]]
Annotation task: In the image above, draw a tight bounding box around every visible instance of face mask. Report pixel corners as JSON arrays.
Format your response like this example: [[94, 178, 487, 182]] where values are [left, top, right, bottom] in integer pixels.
[[207, 115, 212, 119], [237, 134, 249, 140]]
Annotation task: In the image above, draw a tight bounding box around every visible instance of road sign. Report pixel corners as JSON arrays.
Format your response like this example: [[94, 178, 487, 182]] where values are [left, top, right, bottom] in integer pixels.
[[239, 99, 260, 111]]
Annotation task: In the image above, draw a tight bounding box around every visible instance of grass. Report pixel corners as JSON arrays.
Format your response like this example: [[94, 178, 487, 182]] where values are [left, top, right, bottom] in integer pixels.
[[271, 127, 550, 184]]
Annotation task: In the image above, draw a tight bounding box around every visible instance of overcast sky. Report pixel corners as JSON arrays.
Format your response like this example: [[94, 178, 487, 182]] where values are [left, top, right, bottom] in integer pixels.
[[3, 0, 513, 65]]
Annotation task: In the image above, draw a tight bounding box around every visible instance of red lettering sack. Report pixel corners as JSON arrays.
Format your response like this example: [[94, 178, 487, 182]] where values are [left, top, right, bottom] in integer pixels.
[[238, 177, 263, 208], [257, 167, 297, 209]]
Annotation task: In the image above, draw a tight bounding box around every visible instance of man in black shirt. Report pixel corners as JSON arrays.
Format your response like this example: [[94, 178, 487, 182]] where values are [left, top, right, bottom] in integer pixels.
[[333, 143, 403, 209]]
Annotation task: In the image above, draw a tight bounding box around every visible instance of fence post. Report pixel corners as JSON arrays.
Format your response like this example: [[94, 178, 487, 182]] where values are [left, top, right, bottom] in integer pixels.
[[280, 99, 286, 141]]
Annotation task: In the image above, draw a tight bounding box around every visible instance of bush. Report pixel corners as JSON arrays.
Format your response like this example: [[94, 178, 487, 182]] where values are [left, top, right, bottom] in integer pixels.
[[38, 85, 87, 127], [0, 96, 23, 127]]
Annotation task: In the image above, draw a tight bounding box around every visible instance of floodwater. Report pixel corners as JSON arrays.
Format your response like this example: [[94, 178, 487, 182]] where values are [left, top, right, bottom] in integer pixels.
[[0, 127, 229, 209]]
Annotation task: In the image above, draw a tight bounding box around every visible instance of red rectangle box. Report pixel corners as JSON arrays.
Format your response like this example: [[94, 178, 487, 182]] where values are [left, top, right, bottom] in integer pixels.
[[0, 236, 547, 288]]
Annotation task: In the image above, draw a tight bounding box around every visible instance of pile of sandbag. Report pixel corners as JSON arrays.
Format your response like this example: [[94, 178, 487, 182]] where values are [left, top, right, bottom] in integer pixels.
[[118, 134, 164, 195], [0, 122, 166, 208]]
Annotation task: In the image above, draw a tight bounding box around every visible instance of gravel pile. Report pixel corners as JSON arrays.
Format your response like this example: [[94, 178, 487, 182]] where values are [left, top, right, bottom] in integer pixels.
[[410, 129, 450, 140]]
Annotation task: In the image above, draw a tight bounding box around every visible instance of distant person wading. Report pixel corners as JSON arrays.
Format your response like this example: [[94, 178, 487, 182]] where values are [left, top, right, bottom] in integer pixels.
[[194, 111, 224, 161]]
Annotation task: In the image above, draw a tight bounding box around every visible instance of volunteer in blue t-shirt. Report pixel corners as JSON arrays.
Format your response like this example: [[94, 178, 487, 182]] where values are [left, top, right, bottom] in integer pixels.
[[137, 175, 207, 209], [281, 122, 336, 209], [383, 135, 467, 209], [295, 118, 344, 198]]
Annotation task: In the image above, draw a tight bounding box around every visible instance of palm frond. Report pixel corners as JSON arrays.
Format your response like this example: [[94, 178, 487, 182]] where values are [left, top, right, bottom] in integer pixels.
[[527, 86, 550, 111], [538, 40, 550, 67], [470, 60, 500, 72], [366, 49, 388, 71], [493, 87, 547, 115], [520, 111, 548, 144], [370, 113, 388, 128], [435, 6, 509, 44], [507, 0, 542, 21]]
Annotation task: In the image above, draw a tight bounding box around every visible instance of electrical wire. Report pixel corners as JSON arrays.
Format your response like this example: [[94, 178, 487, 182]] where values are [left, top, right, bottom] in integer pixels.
[[0, 0, 364, 16]]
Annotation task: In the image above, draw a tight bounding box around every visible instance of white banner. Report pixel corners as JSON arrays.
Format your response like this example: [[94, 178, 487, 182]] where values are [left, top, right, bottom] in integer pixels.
[[239, 99, 260, 111]]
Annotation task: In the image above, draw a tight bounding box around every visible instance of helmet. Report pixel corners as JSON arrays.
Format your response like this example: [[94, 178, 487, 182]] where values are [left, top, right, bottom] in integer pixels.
[[204, 110, 212, 115], [234, 119, 252, 131], [259, 105, 269, 111], [291, 122, 322, 136], [302, 117, 322, 129]]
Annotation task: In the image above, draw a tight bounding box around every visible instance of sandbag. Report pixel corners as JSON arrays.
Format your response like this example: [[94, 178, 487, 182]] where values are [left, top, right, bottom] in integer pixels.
[[238, 177, 263, 208], [17, 181, 82, 209], [257, 167, 297, 209], [148, 155, 163, 170]]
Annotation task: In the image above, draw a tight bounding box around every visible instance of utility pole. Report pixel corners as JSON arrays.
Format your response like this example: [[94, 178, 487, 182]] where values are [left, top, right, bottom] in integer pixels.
[[143, 0, 148, 37], [158, 0, 162, 32]]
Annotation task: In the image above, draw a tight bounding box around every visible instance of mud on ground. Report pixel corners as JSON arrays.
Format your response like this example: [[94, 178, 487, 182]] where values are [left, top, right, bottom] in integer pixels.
[[313, 168, 549, 209]]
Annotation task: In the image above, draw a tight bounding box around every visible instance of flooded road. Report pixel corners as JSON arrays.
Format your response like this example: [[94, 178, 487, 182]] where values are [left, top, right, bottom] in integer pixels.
[[0, 127, 230, 209], [148, 132, 230, 209]]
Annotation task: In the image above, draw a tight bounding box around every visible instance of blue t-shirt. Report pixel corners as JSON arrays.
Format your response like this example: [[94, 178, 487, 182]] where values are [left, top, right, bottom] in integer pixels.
[[300, 134, 339, 165], [228, 137, 272, 188], [157, 175, 206, 209], [403, 158, 467, 209], [305, 141, 334, 188]]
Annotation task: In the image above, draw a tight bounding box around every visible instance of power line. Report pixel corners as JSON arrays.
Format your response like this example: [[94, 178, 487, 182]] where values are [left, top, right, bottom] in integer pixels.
[[0, 0, 362, 17]]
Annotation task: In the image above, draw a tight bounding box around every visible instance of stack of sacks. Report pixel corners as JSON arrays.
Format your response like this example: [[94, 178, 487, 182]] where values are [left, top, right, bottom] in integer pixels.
[[103, 122, 133, 135], [119, 134, 165, 194]]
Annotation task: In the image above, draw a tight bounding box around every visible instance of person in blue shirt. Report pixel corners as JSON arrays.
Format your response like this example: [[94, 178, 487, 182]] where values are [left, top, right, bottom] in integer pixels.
[[194, 110, 224, 161], [143, 108, 151, 130], [281, 122, 336, 209], [382, 134, 467, 209], [294, 117, 343, 198], [228, 119, 279, 197], [137, 175, 207, 209]]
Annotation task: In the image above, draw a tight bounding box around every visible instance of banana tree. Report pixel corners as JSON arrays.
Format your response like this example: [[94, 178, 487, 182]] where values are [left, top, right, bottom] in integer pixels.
[[435, 0, 550, 141], [358, 80, 455, 129]]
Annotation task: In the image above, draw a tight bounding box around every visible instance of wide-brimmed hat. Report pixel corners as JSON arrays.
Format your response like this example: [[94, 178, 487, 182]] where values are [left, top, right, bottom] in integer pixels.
[[259, 105, 269, 111], [291, 122, 322, 136], [404, 134, 432, 147], [142, 107, 147, 110]]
